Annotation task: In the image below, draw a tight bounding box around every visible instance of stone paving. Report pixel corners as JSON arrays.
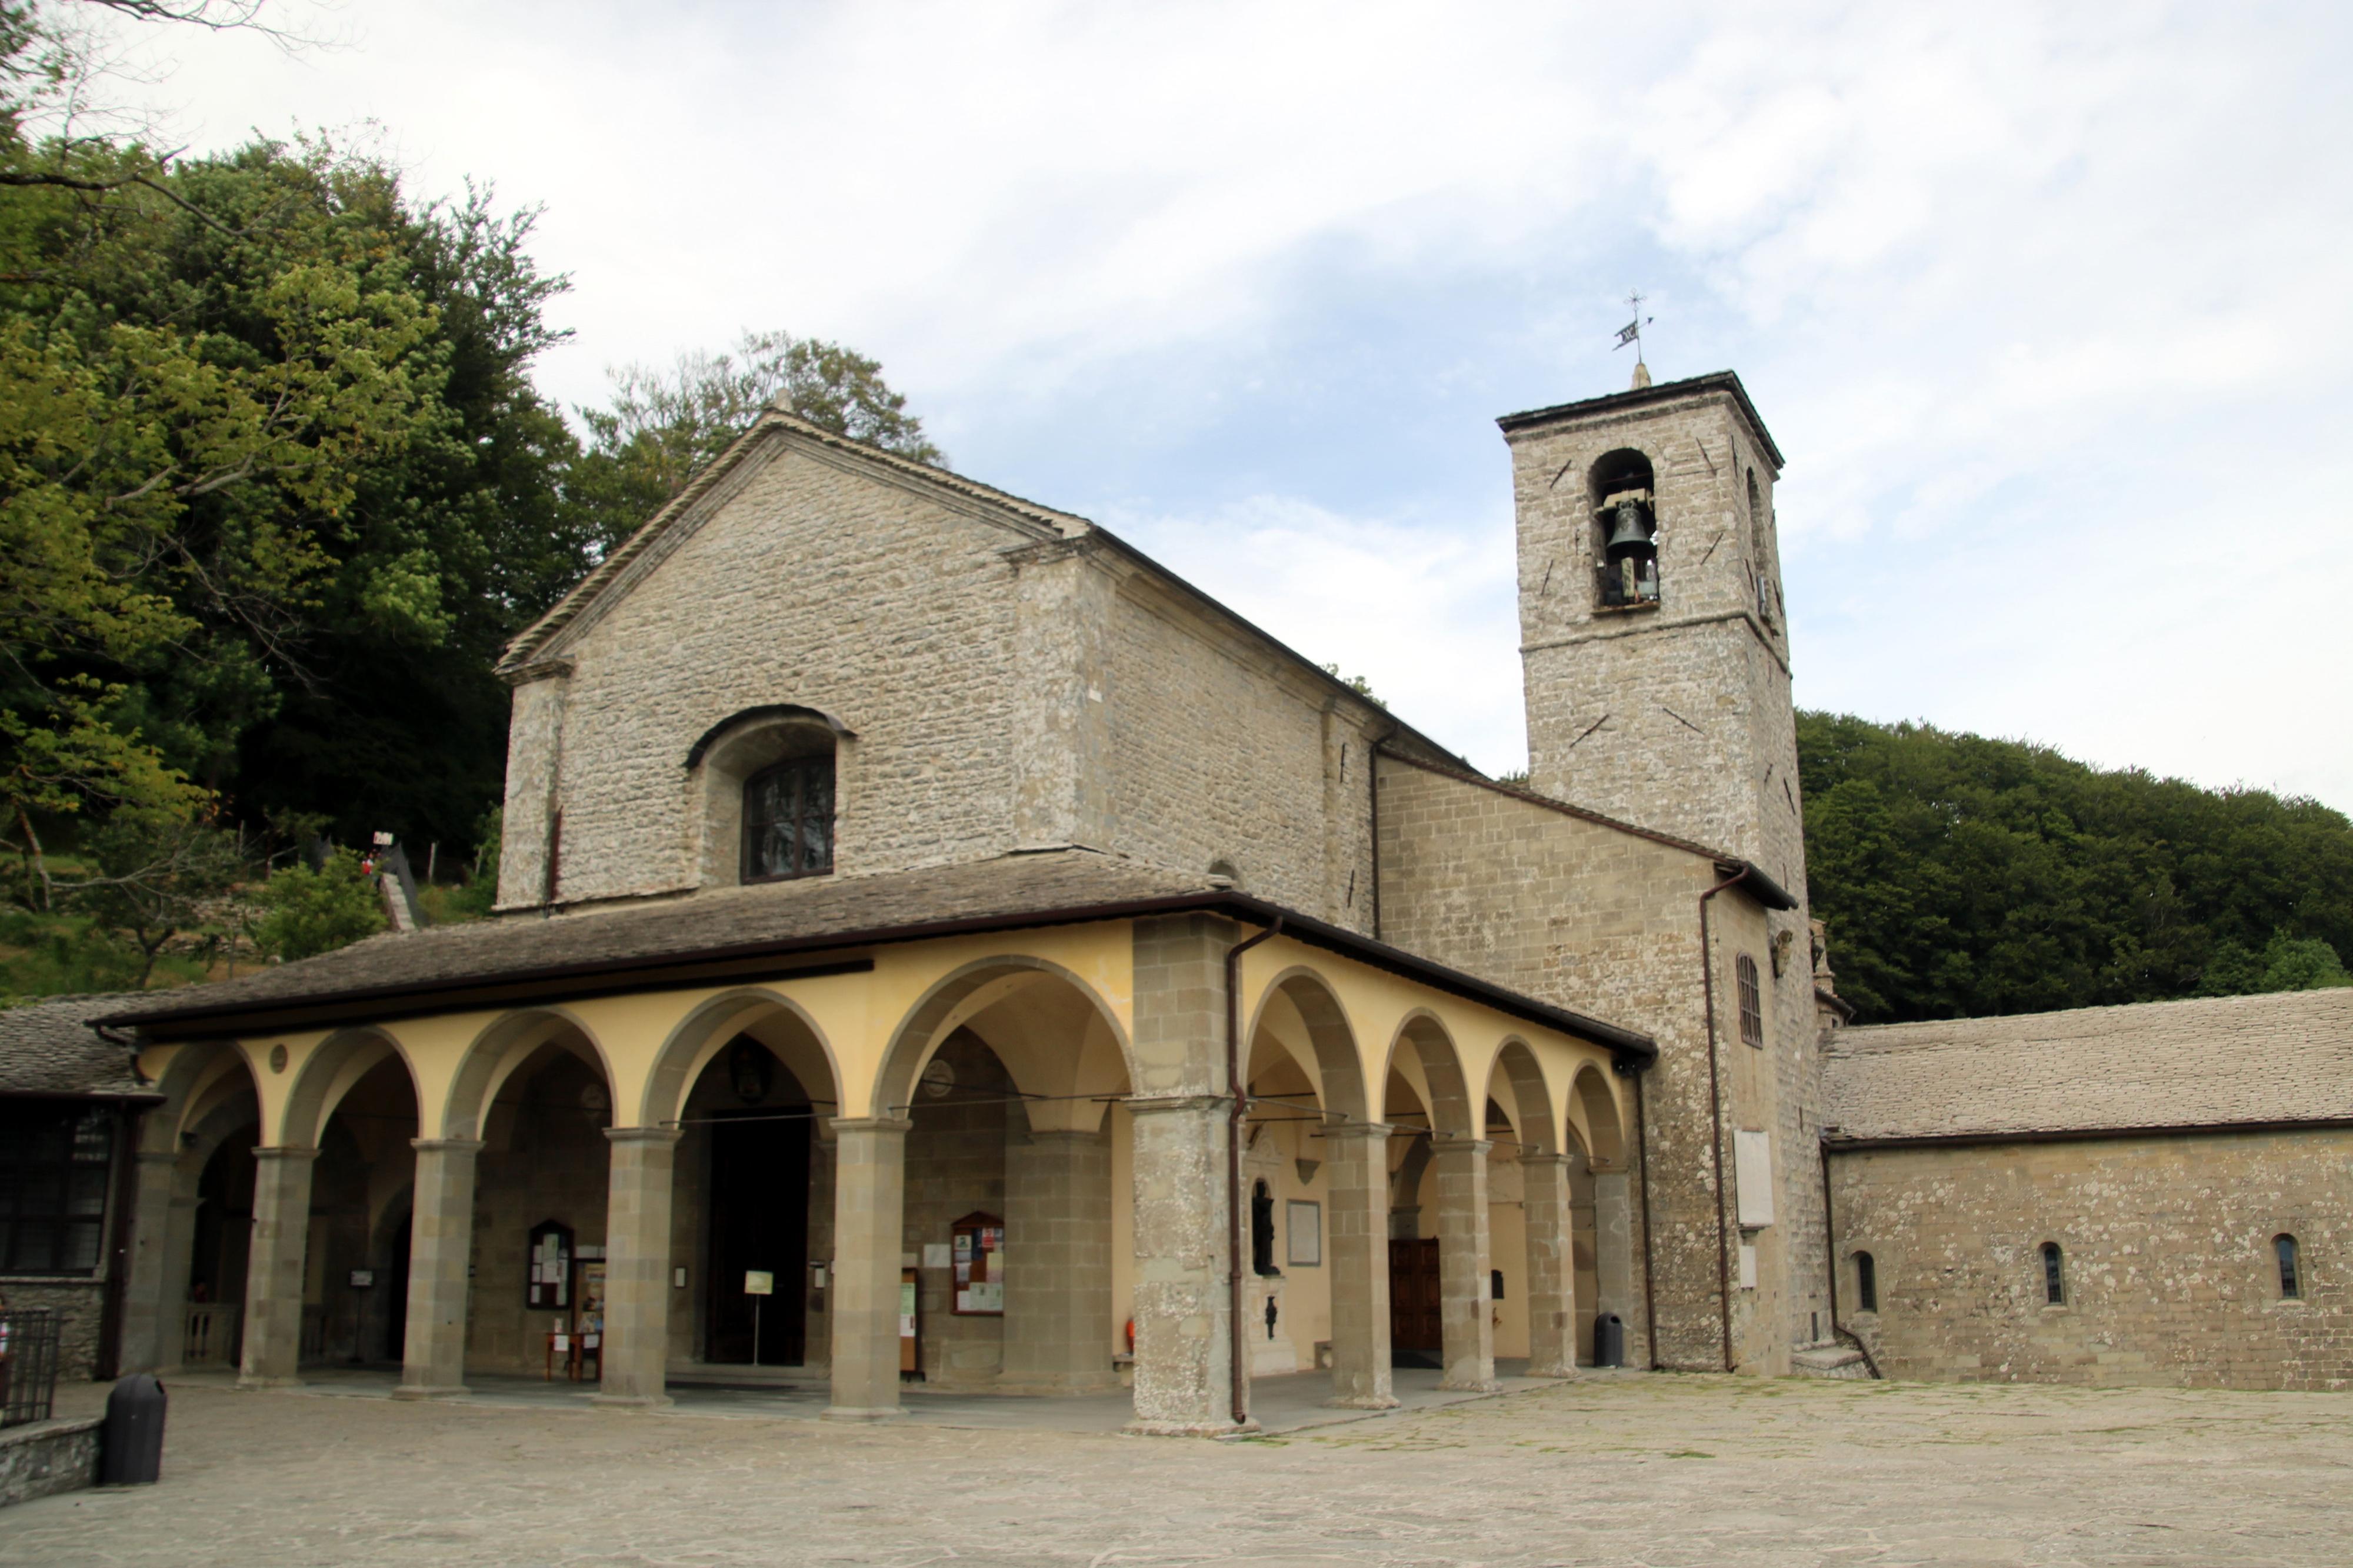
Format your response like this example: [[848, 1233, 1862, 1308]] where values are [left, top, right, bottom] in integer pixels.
[[10, 1373, 2351, 1566]]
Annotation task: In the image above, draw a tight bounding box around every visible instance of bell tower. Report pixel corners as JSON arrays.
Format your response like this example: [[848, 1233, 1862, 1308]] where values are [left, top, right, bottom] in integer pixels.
[[1499, 371, 1803, 897]]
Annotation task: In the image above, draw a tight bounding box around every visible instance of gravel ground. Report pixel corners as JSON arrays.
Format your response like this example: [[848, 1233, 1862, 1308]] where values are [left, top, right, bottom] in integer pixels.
[[8, 1373, 2349, 1567]]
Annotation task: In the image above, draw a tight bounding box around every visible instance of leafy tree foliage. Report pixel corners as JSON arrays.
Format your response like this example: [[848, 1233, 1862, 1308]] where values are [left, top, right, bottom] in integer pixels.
[[564, 329, 943, 559], [253, 847, 382, 960], [1799, 712, 2353, 1022]]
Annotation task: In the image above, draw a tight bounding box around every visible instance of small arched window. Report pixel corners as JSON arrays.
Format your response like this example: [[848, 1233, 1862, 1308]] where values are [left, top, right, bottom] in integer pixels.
[[1735, 955, 1765, 1049], [1854, 1250, 1877, 1313], [2276, 1234, 2301, 1299], [1745, 469, 1775, 624], [2041, 1242, 2066, 1305], [744, 755, 834, 881], [1589, 448, 1659, 609]]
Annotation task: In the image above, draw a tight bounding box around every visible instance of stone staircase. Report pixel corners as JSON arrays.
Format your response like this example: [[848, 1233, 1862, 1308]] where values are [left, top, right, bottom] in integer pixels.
[[1791, 1339, 1875, 1380]]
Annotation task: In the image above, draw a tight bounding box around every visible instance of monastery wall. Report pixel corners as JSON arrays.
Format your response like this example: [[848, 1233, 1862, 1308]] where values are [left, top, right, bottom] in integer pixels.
[[1830, 1129, 2353, 1390]]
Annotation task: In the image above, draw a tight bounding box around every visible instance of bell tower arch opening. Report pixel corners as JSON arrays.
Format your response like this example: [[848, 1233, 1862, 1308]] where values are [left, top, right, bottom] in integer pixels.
[[1589, 448, 1660, 610]]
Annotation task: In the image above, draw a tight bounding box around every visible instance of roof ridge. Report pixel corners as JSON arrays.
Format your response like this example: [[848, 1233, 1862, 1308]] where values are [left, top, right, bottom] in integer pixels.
[[1377, 749, 1747, 864]]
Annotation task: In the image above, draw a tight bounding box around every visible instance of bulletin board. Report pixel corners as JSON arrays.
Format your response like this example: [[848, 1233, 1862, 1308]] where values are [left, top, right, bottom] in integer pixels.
[[950, 1211, 1005, 1316], [574, 1259, 608, 1335], [526, 1220, 574, 1311]]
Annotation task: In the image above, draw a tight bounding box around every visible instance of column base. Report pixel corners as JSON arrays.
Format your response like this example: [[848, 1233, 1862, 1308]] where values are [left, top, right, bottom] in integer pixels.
[[389, 1383, 471, 1400], [1323, 1392, 1401, 1411], [1438, 1376, 1499, 1393], [1124, 1416, 1261, 1438], [589, 1392, 674, 1410], [821, 1404, 908, 1422], [1524, 1358, 1578, 1380], [235, 1374, 302, 1390]]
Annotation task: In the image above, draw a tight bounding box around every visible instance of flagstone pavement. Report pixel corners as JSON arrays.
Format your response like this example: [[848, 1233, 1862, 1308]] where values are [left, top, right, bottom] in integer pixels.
[[9, 1370, 2349, 1566]]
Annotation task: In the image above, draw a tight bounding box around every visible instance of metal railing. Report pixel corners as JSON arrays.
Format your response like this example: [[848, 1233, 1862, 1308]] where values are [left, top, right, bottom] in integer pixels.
[[183, 1303, 243, 1369], [0, 1308, 61, 1428]]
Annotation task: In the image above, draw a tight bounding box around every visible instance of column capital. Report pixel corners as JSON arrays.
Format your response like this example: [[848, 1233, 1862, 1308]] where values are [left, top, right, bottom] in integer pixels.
[[1429, 1134, 1492, 1155], [603, 1125, 682, 1147], [828, 1115, 914, 1136], [1518, 1152, 1575, 1169], [252, 1145, 319, 1163], [410, 1137, 485, 1156], [1586, 1157, 1628, 1176], [1123, 1093, 1228, 1117], [1319, 1120, 1394, 1142]]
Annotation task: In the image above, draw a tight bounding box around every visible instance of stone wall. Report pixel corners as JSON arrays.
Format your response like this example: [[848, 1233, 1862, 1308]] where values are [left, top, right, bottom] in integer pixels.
[[1829, 1129, 2353, 1390], [0, 1281, 106, 1382], [1375, 755, 1825, 1373], [467, 1053, 613, 1373], [0, 1416, 100, 1509], [902, 1032, 1014, 1387]]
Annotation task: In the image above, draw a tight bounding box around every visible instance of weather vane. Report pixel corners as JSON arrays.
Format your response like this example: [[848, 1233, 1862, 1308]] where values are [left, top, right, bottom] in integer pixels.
[[1614, 289, 1654, 388]]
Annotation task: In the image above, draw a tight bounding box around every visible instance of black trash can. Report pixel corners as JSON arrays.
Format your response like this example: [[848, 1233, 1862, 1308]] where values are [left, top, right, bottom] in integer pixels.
[[99, 1373, 166, 1486], [1593, 1312, 1625, 1369]]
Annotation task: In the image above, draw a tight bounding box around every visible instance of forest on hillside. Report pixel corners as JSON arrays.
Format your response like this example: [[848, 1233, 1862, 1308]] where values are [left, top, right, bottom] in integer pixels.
[[2, 5, 2346, 1019], [1798, 713, 2352, 1023]]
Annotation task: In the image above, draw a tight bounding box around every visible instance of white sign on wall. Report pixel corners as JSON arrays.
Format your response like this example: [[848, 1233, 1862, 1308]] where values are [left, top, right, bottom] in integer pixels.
[[1733, 1130, 1775, 1229]]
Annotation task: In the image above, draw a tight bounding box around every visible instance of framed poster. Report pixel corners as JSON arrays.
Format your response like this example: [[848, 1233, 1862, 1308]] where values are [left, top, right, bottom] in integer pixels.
[[575, 1259, 608, 1334], [950, 1211, 1005, 1316], [1287, 1200, 1322, 1267]]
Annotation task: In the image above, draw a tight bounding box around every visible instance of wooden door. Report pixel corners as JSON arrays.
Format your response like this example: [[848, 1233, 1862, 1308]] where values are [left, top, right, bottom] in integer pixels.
[[1388, 1237, 1442, 1351]]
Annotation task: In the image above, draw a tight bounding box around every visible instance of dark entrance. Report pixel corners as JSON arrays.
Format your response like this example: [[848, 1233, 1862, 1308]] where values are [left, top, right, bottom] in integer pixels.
[[382, 1209, 412, 1362], [1389, 1236, 1442, 1364], [705, 1110, 811, 1365]]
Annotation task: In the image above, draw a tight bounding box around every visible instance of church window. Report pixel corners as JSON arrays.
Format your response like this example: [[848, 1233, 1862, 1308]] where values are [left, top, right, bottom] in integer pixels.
[[1855, 1250, 1877, 1312], [743, 755, 835, 881], [1589, 448, 1659, 609], [2275, 1235, 2301, 1299], [1735, 955, 1765, 1048], [2041, 1242, 2066, 1305]]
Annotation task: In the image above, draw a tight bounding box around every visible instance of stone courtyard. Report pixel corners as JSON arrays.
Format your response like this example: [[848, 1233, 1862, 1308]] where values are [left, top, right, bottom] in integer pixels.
[[11, 1373, 2348, 1566]]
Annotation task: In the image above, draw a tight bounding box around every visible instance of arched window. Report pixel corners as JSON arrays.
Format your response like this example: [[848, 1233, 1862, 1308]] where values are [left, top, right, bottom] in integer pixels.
[[1745, 469, 1775, 624], [2041, 1242, 2065, 1305], [1735, 955, 1765, 1049], [1589, 448, 1660, 609], [2276, 1234, 2301, 1299], [743, 755, 834, 881], [1854, 1250, 1877, 1313]]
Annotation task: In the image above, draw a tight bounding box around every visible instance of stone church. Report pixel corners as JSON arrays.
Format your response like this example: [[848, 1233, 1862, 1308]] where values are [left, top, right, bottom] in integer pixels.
[[6, 368, 2344, 1420]]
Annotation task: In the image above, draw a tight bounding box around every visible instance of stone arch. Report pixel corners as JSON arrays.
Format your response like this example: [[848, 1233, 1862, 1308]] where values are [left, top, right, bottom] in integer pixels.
[[1488, 1037, 1559, 1156], [280, 1027, 421, 1149], [641, 987, 843, 1129], [143, 1040, 256, 1156], [686, 705, 849, 887], [871, 955, 1134, 1120], [441, 1008, 613, 1141], [1568, 1064, 1625, 1168], [1381, 1010, 1474, 1139], [1242, 965, 1369, 1123]]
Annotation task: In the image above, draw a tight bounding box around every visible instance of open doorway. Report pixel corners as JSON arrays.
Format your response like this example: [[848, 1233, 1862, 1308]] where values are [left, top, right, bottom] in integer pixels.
[[704, 1106, 811, 1366]]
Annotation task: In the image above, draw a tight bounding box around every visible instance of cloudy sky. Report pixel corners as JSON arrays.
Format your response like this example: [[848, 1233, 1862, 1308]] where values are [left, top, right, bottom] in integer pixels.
[[101, 1, 2353, 809]]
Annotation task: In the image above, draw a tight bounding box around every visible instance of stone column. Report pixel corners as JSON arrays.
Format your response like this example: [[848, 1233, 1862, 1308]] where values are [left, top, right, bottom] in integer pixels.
[[1432, 1134, 1495, 1392], [116, 1150, 184, 1374], [394, 1138, 482, 1399], [238, 1146, 318, 1388], [1125, 1095, 1242, 1434], [1521, 1153, 1577, 1378], [1002, 1128, 1116, 1393], [824, 1116, 911, 1420], [1592, 1163, 1637, 1366], [1324, 1120, 1396, 1409], [595, 1126, 680, 1408]]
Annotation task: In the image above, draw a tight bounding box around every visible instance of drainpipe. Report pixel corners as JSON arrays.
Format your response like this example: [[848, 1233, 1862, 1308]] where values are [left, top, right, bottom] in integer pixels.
[[1698, 868, 1744, 1374], [1225, 914, 1284, 1427], [1817, 1139, 1882, 1379]]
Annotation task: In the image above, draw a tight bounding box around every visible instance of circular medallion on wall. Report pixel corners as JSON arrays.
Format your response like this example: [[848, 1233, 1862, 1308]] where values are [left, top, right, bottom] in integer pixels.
[[920, 1058, 956, 1099], [268, 1043, 288, 1074]]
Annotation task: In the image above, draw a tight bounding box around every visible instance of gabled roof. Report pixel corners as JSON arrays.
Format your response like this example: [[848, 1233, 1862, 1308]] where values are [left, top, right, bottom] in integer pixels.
[[1495, 370, 1785, 471], [1822, 987, 2353, 1144], [90, 849, 1655, 1064]]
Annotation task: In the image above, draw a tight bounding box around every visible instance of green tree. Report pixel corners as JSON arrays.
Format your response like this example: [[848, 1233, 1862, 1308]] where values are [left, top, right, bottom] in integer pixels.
[[564, 329, 942, 558], [1799, 712, 2353, 1022], [2198, 930, 2352, 996], [64, 814, 248, 982], [253, 848, 383, 960]]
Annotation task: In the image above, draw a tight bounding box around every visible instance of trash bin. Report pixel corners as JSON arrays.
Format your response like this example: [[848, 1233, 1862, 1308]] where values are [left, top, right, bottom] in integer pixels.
[[99, 1373, 166, 1486], [1594, 1312, 1625, 1369]]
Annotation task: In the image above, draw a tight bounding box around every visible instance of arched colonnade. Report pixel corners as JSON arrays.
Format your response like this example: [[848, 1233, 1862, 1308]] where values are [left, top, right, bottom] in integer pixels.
[[123, 917, 1635, 1432]]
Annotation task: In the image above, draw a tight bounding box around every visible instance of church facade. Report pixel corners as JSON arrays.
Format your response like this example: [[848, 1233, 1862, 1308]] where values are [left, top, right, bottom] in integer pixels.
[[33, 367, 2342, 1419]]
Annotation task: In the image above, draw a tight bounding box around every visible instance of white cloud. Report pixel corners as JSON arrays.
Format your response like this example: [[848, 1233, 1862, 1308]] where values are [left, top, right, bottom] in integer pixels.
[[94, 0, 2353, 808]]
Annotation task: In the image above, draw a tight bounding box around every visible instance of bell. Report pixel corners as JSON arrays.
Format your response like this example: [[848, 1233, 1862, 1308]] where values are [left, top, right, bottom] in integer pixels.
[[1603, 498, 1653, 553]]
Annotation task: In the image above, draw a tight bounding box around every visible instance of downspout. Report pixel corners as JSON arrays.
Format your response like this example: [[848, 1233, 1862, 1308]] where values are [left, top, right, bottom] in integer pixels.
[[1225, 914, 1284, 1428], [1698, 868, 1744, 1374], [1633, 1065, 1661, 1369], [1817, 1138, 1882, 1379]]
